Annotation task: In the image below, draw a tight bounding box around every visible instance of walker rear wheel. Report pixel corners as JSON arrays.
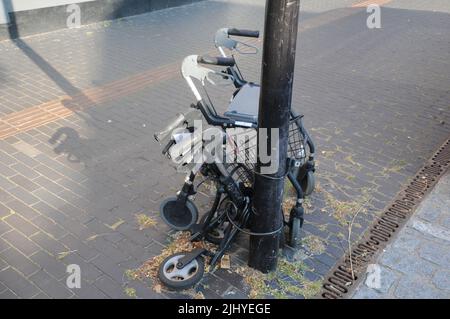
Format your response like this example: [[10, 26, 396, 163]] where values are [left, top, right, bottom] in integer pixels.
[[303, 171, 315, 196], [297, 169, 315, 197]]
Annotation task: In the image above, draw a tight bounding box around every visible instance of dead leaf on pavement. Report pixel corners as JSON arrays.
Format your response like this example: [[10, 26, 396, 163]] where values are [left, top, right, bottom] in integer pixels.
[[135, 213, 157, 230], [106, 219, 125, 231]]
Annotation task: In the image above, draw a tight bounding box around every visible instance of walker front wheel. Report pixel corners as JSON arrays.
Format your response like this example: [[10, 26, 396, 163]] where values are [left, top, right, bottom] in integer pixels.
[[158, 252, 204, 290], [160, 197, 198, 231], [288, 218, 301, 248]]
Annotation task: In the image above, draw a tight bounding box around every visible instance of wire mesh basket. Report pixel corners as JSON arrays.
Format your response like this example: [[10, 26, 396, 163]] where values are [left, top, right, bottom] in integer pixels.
[[288, 117, 307, 163], [226, 117, 306, 185]]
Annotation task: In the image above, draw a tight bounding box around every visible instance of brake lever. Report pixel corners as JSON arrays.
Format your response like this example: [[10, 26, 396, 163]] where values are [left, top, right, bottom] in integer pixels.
[[235, 40, 259, 55]]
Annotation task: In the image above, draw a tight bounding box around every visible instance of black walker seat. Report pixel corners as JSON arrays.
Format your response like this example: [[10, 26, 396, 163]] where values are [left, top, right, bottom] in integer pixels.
[[225, 83, 260, 124]]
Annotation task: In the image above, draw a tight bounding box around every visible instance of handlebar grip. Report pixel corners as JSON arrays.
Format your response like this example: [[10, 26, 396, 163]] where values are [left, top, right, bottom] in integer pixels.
[[154, 113, 185, 142], [197, 55, 235, 67], [227, 28, 259, 38]]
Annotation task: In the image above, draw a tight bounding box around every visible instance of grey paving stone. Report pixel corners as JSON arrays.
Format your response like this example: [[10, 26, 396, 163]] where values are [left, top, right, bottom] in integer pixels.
[[30, 232, 68, 256], [0, 267, 40, 298], [7, 186, 40, 205], [29, 250, 68, 281], [432, 269, 450, 292], [112, 239, 155, 263], [33, 154, 87, 183], [56, 218, 95, 241], [0, 189, 14, 204], [10, 162, 40, 180], [125, 279, 162, 299], [412, 218, 450, 243], [200, 274, 233, 298], [93, 276, 127, 299], [0, 175, 16, 191], [32, 188, 69, 211], [0, 162, 16, 177], [31, 201, 68, 225], [0, 247, 39, 277], [91, 254, 126, 283], [1, 230, 41, 256], [214, 268, 249, 293], [11, 141, 42, 158], [441, 215, 450, 230], [352, 286, 388, 299], [394, 275, 448, 299], [29, 270, 73, 299], [33, 175, 65, 195], [0, 220, 12, 236], [33, 164, 65, 181], [0, 289, 19, 299], [0, 257, 7, 272], [0, 141, 19, 154], [88, 237, 130, 264], [0, 203, 11, 219], [0, 280, 6, 293], [4, 213, 40, 237], [59, 234, 100, 261], [32, 292, 51, 299], [380, 247, 437, 278], [418, 242, 450, 268], [72, 281, 109, 299], [0, 150, 16, 166], [390, 228, 425, 253], [222, 286, 248, 299], [9, 174, 40, 192], [0, 237, 10, 254], [30, 215, 68, 240], [415, 193, 446, 222], [5, 199, 40, 220]]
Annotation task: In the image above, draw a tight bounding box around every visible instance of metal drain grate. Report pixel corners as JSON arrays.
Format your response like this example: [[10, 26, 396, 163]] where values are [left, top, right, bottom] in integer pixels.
[[320, 138, 450, 299]]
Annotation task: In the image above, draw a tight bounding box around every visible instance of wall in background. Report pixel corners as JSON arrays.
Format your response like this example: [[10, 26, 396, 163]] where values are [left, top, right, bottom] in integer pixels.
[[1, 0, 95, 24], [0, 0, 203, 40]]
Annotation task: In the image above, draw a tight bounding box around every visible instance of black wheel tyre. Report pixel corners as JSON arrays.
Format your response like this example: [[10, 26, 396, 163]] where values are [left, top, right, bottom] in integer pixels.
[[158, 252, 204, 290], [288, 218, 301, 248], [299, 170, 315, 197], [160, 197, 198, 231], [199, 212, 228, 245]]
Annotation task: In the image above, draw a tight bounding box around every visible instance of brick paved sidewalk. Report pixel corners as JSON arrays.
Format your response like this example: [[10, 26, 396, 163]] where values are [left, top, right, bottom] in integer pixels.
[[352, 172, 450, 299], [0, 0, 449, 298]]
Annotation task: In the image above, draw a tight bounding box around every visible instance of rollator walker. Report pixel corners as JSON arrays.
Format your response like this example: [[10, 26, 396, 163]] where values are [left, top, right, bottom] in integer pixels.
[[153, 28, 316, 290]]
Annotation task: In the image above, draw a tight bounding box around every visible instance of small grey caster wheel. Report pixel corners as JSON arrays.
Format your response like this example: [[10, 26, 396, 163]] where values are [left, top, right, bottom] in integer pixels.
[[158, 252, 204, 290], [288, 217, 302, 248]]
